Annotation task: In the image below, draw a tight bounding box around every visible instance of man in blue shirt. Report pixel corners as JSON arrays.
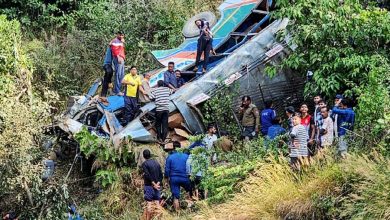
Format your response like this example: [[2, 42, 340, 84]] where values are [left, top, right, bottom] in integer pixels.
[[163, 61, 178, 90], [267, 117, 286, 140], [332, 99, 355, 158], [261, 100, 277, 135], [164, 141, 191, 211], [175, 70, 186, 88]]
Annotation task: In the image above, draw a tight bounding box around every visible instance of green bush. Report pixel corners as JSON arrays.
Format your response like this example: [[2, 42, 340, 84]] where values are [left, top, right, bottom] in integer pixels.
[[0, 15, 67, 219], [271, 0, 390, 153]]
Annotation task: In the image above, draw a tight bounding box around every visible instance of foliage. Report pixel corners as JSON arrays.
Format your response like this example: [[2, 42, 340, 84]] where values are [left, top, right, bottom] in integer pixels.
[[270, 0, 390, 149], [74, 127, 136, 188], [0, 0, 83, 31], [79, 167, 144, 219], [188, 146, 210, 181], [195, 136, 288, 204], [202, 85, 241, 139], [23, 0, 222, 101], [0, 15, 67, 219], [188, 134, 206, 143], [75, 128, 134, 164], [273, 0, 390, 96]]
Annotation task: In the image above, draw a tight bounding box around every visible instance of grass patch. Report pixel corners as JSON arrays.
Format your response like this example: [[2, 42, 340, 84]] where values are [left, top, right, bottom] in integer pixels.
[[192, 149, 390, 220]]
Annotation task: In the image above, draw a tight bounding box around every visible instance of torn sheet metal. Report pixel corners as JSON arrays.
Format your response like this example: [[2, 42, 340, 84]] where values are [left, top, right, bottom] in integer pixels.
[[265, 44, 284, 58], [113, 118, 154, 147], [186, 93, 211, 106], [68, 79, 102, 117], [98, 95, 124, 112], [58, 118, 83, 134], [224, 72, 243, 85], [86, 78, 101, 97]]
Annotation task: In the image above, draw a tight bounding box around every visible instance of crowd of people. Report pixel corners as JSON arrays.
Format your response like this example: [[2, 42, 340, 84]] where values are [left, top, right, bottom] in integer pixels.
[[97, 29, 356, 219], [99, 32, 189, 127], [141, 125, 218, 219], [139, 93, 355, 219], [99, 18, 216, 121], [237, 94, 355, 168]]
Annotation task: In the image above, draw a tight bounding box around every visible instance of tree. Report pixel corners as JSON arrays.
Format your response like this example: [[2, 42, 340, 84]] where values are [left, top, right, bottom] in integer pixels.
[[271, 0, 390, 145]]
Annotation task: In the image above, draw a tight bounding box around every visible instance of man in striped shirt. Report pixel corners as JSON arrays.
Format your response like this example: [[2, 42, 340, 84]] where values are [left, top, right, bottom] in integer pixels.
[[289, 113, 309, 170], [150, 80, 173, 142]]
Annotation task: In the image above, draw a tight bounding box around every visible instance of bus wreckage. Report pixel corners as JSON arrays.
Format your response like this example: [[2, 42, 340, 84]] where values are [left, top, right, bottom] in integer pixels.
[[54, 0, 304, 148]]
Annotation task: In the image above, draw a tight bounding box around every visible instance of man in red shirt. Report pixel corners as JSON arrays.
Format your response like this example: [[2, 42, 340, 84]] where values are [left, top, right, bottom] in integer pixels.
[[299, 103, 316, 156], [110, 31, 126, 95]]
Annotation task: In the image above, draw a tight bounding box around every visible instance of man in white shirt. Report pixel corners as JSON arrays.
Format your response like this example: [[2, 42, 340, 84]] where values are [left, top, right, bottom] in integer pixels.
[[320, 106, 334, 148], [203, 124, 218, 162]]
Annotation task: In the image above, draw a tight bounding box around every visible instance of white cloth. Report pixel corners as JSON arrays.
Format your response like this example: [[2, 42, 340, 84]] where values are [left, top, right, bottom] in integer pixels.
[[321, 117, 334, 146]]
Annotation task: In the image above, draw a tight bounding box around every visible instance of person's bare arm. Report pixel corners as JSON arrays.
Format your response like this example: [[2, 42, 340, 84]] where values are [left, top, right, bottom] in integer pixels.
[[138, 85, 145, 94], [309, 123, 316, 144]]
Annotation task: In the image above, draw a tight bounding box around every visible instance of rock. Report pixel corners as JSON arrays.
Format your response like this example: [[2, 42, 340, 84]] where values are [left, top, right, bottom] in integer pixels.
[[174, 128, 189, 138], [216, 136, 233, 152], [168, 113, 184, 129]]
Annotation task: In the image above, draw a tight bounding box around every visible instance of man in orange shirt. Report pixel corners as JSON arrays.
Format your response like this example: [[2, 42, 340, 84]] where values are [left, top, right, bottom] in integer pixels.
[[110, 31, 126, 95]]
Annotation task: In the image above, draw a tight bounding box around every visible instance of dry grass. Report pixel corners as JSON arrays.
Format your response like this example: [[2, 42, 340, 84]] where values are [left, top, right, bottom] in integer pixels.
[[191, 153, 343, 220]]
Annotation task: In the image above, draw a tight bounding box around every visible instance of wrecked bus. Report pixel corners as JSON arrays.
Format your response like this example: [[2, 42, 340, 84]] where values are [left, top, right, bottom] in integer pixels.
[[54, 0, 304, 147]]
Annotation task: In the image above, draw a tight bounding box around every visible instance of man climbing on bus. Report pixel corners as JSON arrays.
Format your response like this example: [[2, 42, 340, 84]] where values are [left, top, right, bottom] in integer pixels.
[[193, 19, 216, 74]]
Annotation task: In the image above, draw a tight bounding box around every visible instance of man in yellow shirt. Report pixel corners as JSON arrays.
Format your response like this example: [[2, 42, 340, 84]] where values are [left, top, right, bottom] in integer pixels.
[[121, 66, 144, 124]]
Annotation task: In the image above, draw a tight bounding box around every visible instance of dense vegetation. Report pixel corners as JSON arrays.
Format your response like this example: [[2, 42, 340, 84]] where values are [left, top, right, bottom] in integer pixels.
[[0, 0, 222, 218], [193, 0, 390, 219], [0, 0, 389, 219]]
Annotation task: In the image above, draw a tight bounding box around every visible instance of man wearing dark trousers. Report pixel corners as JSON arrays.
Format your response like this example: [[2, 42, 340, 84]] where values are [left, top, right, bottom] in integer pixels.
[[110, 31, 126, 96], [165, 141, 191, 211], [100, 47, 113, 100], [238, 96, 260, 141], [141, 149, 163, 220], [193, 19, 214, 74], [122, 66, 144, 125], [150, 80, 173, 143]]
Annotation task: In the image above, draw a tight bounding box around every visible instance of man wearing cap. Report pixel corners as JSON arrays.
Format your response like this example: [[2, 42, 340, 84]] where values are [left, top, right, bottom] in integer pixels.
[[110, 31, 126, 95], [141, 149, 163, 220]]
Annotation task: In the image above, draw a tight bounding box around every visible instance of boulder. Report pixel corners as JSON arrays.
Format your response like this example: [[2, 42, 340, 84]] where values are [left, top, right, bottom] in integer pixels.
[[168, 113, 184, 129]]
